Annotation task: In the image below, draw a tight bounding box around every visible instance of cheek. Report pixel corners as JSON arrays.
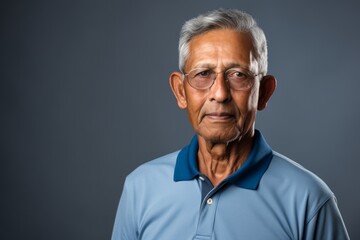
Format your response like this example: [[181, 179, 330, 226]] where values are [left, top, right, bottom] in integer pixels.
[[185, 89, 207, 124], [234, 91, 257, 110], [247, 88, 259, 109], [232, 89, 259, 120]]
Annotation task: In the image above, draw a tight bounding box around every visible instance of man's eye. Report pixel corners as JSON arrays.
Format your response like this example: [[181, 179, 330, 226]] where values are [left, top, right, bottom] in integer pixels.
[[196, 70, 211, 77], [232, 71, 247, 79]]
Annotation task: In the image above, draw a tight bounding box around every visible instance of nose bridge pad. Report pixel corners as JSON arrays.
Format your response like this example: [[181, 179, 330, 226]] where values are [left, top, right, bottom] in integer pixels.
[[211, 72, 223, 87], [219, 72, 231, 90], [210, 72, 231, 100]]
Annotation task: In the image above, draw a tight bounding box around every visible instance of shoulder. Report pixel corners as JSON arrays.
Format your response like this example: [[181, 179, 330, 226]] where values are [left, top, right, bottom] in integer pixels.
[[124, 151, 179, 185], [262, 151, 336, 224], [265, 151, 334, 212], [269, 151, 333, 196], [259, 151, 348, 238]]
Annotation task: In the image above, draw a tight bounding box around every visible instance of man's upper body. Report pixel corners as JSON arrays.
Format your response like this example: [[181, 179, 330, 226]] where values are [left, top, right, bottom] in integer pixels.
[[112, 131, 348, 239], [112, 9, 349, 239]]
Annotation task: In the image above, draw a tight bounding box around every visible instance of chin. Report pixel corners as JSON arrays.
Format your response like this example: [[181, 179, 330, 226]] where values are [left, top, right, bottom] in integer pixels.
[[198, 128, 242, 144]]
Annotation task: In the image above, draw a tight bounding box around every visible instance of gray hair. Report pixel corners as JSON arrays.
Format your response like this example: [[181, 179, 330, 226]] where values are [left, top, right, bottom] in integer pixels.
[[179, 9, 268, 76]]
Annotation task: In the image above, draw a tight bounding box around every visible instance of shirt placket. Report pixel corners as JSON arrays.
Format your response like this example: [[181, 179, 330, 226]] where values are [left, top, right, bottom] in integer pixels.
[[193, 176, 225, 240]]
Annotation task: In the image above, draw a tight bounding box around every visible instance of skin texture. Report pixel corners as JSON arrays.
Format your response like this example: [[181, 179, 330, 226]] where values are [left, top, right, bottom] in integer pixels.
[[170, 29, 276, 186]]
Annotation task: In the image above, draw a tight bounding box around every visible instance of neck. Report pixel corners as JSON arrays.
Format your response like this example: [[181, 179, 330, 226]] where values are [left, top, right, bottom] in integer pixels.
[[197, 131, 255, 187]]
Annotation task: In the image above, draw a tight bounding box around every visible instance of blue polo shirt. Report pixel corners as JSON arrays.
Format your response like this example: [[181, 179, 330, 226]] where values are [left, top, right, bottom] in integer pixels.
[[112, 130, 349, 240]]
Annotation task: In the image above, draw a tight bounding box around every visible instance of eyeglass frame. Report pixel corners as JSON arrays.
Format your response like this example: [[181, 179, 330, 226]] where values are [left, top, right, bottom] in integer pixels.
[[182, 67, 260, 91]]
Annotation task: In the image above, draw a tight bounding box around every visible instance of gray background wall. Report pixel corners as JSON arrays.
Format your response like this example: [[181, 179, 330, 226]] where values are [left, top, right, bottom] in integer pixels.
[[1, 0, 359, 239]]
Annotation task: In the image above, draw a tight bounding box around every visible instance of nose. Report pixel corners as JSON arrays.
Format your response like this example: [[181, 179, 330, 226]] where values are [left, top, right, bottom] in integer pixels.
[[209, 73, 231, 103]]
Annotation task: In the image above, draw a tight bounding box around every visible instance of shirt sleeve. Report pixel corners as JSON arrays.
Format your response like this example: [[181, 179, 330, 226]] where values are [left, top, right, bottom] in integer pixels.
[[111, 177, 138, 240], [304, 196, 349, 240]]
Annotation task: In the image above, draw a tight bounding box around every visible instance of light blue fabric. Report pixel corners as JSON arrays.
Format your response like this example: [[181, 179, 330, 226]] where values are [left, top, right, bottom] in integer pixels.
[[112, 131, 349, 240]]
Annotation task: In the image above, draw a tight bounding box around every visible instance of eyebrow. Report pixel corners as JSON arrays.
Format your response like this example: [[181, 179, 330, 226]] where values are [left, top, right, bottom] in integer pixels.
[[193, 62, 251, 70]]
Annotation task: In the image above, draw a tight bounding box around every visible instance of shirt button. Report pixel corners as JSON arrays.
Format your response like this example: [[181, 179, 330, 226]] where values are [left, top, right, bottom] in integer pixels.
[[207, 198, 213, 205]]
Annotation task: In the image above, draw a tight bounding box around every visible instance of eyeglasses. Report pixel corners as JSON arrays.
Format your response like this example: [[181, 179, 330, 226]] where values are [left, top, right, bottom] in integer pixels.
[[183, 67, 258, 90]]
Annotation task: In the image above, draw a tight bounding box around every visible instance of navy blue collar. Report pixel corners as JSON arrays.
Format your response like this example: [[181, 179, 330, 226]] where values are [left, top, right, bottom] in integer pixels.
[[173, 130, 273, 190]]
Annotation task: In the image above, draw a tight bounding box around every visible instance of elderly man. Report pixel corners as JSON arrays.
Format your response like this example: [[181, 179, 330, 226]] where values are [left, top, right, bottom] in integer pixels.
[[112, 9, 349, 239]]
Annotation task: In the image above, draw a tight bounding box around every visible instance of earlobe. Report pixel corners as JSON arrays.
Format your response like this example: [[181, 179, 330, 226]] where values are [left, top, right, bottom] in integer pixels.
[[169, 72, 187, 109], [258, 75, 276, 110]]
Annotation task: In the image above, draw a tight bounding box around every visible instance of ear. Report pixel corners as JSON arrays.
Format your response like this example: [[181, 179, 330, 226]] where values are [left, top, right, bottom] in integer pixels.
[[169, 72, 187, 109], [258, 75, 276, 111]]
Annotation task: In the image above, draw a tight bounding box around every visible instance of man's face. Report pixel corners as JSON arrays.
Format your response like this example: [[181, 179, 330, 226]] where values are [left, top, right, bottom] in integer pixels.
[[172, 29, 268, 144], [170, 29, 276, 143]]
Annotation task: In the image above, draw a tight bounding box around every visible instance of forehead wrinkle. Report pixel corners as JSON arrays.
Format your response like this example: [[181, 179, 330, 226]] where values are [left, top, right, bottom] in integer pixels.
[[189, 43, 253, 71], [186, 29, 255, 72], [192, 62, 251, 71]]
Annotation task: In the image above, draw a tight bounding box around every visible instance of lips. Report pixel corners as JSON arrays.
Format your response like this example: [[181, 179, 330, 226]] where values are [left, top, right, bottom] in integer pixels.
[[205, 112, 235, 120]]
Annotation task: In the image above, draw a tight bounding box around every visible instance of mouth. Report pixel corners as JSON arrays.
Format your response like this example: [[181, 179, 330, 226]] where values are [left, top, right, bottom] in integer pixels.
[[204, 112, 235, 121]]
